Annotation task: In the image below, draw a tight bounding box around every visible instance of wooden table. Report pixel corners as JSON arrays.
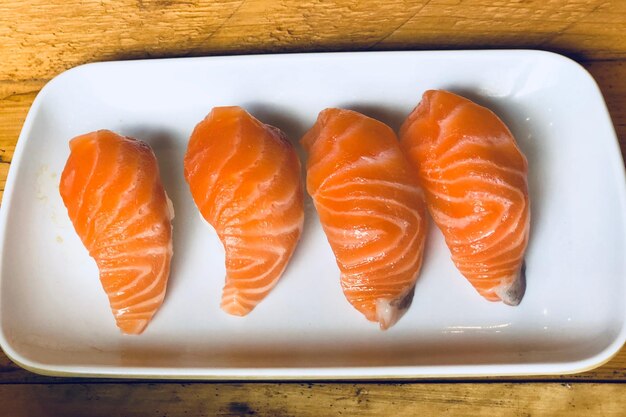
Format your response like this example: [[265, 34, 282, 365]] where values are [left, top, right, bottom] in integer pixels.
[[1, 1, 625, 415]]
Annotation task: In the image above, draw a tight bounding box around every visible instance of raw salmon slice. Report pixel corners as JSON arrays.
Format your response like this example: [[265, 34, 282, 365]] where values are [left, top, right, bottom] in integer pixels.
[[400, 90, 530, 305], [59, 130, 174, 335], [302, 109, 428, 329], [184, 106, 304, 316]]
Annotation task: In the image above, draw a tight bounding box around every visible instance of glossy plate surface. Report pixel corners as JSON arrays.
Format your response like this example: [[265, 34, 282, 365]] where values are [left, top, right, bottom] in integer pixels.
[[1, 50, 625, 378]]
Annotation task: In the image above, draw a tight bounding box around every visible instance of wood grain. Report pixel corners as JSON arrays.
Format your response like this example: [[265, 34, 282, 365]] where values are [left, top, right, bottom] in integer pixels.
[[0, 382, 625, 416], [0, 0, 625, 86], [0, 0, 625, 412]]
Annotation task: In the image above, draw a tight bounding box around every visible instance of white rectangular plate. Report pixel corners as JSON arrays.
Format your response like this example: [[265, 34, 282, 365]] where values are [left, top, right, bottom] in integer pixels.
[[1, 50, 625, 379]]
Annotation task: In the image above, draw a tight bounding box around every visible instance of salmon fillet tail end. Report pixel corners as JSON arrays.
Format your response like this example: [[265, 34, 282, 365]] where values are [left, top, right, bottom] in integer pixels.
[[375, 287, 416, 330], [494, 263, 526, 306]]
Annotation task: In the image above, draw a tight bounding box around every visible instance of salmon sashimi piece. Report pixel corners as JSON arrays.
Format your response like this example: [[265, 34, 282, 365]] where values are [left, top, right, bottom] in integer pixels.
[[301, 109, 428, 329], [59, 130, 174, 335], [400, 90, 530, 305], [184, 107, 304, 316]]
